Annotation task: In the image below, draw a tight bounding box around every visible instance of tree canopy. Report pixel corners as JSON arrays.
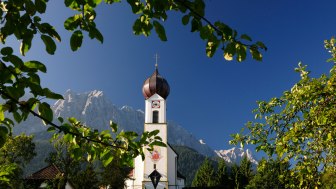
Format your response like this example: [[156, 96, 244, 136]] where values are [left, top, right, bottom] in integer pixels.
[[0, 134, 36, 188], [231, 38, 336, 188]]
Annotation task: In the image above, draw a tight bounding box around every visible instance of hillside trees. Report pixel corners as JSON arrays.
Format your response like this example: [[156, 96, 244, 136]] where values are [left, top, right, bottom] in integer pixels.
[[191, 156, 253, 189], [0, 0, 266, 171], [191, 158, 216, 187], [45, 134, 132, 189], [0, 134, 36, 188], [246, 158, 290, 189], [231, 38, 336, 188]]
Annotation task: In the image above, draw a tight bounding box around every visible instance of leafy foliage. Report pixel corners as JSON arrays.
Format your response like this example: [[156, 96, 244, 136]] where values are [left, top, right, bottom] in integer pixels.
[[231, 38, 336, 188], [0, 134, 36, 188], [0, 0, 265, 185], [321, 168, 336, 189], [246, 158, 290, 189]]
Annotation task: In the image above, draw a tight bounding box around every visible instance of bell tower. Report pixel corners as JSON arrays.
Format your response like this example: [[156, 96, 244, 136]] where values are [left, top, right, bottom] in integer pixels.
[[126, 64, 184, 189], [141, 65, 170, 188]]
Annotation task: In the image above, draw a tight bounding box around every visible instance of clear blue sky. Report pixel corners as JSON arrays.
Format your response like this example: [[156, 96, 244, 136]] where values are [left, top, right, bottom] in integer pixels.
[[13, 1, 336, 151]]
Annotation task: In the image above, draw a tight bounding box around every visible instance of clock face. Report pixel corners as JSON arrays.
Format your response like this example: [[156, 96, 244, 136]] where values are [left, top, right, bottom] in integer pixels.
[[152, 100, 160, 108]]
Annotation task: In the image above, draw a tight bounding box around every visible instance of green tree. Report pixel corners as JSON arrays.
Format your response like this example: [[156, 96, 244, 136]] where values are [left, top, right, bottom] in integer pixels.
[[229, 156, 253, 189], [45, 136, 100, 189], [246, 158, 290, 189], [239, 155, 253, 188], [72, 164, 100, 189], [192, 158, 216, 187], [231, 38, 336, 188], [0, 134, 36, 188], [98, 153, 130, 189], [215, 159, 230, 188], [230, 164, 240, 189], [321, 168, 336, 189]]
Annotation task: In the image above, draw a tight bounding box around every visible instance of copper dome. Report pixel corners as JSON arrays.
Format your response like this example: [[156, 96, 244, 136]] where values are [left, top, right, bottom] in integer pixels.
[[142, 66, 170, 99]]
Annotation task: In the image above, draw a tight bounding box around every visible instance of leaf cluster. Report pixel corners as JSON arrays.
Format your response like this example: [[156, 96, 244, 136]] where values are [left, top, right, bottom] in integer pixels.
[[230, 38, 336, 188]]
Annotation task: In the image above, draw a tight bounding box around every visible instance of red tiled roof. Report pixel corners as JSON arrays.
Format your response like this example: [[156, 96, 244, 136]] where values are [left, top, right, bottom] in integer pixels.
[[27, 164, 63, 180]]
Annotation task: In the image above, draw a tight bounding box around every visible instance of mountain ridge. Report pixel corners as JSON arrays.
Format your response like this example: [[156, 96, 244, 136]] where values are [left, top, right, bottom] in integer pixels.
[[14, 89, 216, 157], [13, 90, 258, 164]]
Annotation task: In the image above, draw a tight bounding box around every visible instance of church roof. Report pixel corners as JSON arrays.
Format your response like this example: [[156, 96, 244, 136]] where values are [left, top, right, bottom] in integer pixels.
[[26, 164, 62, 180], [142, 66, 170, 99], [177, 171, 186, 180]]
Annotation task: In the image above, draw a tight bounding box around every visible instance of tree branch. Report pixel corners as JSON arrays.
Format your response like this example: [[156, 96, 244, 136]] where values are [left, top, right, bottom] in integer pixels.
[[0, 89, 127, 150]]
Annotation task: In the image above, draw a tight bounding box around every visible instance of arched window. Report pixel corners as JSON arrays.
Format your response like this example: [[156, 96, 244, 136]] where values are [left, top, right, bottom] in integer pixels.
[[153, 111, 159, 123]]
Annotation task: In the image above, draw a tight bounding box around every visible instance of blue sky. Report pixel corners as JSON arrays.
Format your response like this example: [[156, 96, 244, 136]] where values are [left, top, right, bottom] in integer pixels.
[[12, 1, 336, 151]]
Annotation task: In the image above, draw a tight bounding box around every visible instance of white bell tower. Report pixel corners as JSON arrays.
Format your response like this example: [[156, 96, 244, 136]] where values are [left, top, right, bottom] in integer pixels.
[[126, 64, 185, 189]]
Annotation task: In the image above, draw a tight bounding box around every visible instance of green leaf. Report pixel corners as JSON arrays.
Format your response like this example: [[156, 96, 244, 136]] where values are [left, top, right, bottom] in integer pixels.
[[70, 30, 83, 51], [256, 41, 267, 50], [73, 147, 82, 160], [43, 88, 63, 100], [191, 18, 200, 32], [89, 0, 103, 7], [65, 0, 75, 7], [0, 126, 8, 148], [38, 102, 53, 125], [250, 49, 263, 61], [236, 44, 247, 62], [57, 117, 64, 123], [241, 34, 252, 41], [88, 27, 103, 43], [64, 15, 81, 31], [7, 55, 24, 67], [13, 112, 22, 123], [0, 105, 4, 121], [38, 23, 61, 42], [1, 47, 13, 56], [327, 132, 332, 141], [110, 120, 118, 133], [25, 1, 36, 15], [20, 37, 32, 56], [41, 35, 56, 54], [182, 15, 190, 25], [47, 126, 56, 132], [24, 61, 47, 72], [35, 0, 47, 13], [153, 21, 167, 41], [103, 155, 114, 167]]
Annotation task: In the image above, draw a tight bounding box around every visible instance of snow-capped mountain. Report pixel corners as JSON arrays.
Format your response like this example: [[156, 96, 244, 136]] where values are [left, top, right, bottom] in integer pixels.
[[215, 147, 258, 166], [14, 90, 216, 157]]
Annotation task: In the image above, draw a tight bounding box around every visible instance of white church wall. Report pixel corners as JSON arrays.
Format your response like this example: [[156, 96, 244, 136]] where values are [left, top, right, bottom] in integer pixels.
[[144, 123, 168, 182], [167, 145, 177, 189]]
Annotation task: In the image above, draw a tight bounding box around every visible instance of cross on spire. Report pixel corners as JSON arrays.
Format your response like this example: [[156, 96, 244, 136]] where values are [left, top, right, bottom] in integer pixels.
[[154, 53, 160, 68]]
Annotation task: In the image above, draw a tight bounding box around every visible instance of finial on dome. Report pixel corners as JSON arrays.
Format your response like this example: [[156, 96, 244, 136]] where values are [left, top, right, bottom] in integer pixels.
[[154, 53, 159, 69]]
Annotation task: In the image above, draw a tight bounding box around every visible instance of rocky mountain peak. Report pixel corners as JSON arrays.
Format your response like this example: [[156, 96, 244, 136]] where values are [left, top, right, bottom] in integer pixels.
[[215, 147, 258, 166]]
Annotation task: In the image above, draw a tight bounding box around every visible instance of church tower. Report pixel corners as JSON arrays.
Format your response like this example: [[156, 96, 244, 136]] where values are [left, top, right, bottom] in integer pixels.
[[126, 65, 185, 189], [142, 65, 170, 188]]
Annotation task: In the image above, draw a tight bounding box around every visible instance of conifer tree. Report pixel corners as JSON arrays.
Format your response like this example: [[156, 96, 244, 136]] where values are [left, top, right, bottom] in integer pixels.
[[215, 159, 230, 188], [192, 158, 215, 187]]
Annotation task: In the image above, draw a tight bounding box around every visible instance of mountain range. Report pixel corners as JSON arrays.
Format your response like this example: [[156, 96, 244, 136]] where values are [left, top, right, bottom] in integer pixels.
[[13, 90, 257, 165]]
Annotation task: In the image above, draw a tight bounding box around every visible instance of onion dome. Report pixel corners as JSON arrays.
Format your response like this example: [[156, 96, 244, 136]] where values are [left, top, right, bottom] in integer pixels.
[[142, 65, 170, 99]]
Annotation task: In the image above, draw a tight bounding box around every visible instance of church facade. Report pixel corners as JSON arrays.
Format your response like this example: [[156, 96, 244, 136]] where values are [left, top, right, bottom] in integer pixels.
[[125, 66, 185, 189]]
